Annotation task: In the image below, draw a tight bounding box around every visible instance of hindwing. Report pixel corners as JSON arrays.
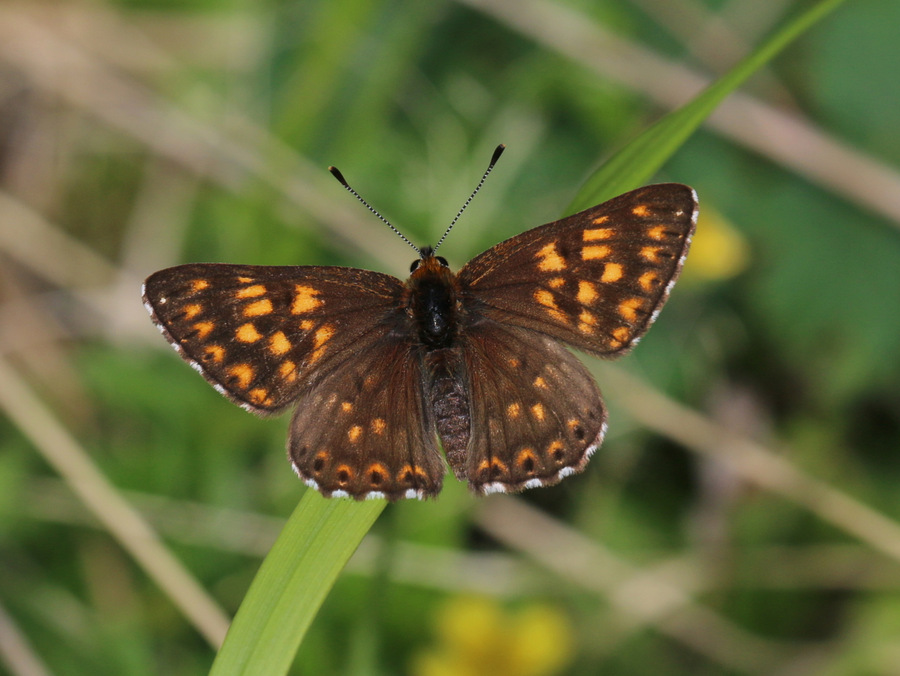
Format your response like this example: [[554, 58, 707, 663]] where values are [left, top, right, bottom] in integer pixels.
[[450, 321, 607, 494], [288, 337, 445, 500]]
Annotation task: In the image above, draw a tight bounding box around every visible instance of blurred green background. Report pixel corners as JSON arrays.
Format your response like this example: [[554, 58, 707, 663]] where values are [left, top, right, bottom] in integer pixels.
[[1, 0, 899, 674]]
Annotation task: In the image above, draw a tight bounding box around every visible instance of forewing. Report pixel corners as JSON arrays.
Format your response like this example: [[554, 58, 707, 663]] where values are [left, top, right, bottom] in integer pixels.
[[142, 263, 404, 414], [288, 339, 445, 500], [458, 184, 697, 357], [455, 321, 607, 495]]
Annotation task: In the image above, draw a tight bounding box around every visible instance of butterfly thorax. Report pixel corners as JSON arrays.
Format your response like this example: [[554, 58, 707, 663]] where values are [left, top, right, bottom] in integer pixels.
[[406, 254, 461, 349]]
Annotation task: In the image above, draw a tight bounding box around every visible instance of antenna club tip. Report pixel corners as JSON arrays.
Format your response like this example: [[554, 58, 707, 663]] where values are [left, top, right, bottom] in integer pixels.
[[328, 166, 349, 187], [490, 144, 506, 165]]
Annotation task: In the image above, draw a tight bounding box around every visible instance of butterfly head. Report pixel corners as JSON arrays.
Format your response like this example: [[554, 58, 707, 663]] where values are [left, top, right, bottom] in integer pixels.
[[410, 246, 449, 273]]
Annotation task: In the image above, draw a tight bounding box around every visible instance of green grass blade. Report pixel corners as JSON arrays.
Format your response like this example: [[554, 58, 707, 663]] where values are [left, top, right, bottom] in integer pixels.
[[209, 492, 385, 676], [568, 0, 848, 212]]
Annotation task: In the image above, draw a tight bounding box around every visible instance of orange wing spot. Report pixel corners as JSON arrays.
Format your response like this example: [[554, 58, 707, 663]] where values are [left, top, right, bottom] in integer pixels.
[[535, 289, 555, 307], [236, 284, 266, 299], [646, 225, 668, 240], [508, 357, 520, 368], [549, 309, 568, 323], [366, 462, 389, 485], [300, 319, 315, 331], [578, 310, 598, 335], [236, 276, 255, 284], [341, 401, 353, 413], [548, 276, 566, 289], [577, 280, 598, 304], [312, 451, 329, 474], [517, 448, 538, 470], [533, 376, 547, 389], [244, 299, 274, 317], [268, 331, 291, 355], [478, 458, 509, 477], [335, 464, 354, 485], [309, 325, 334, 364], [534, 290, 568, 323], [183, 304, 203, 319], [583, 227, 613, 240], [279, 360, 297, 382], [314, 325, 334, 347], [612, 326, 631, 343], [348, 425, 363, 443], [638, 271, 659, 292], [191, 279, 209, 292], [618, 297, 645, 322], [202, 344, 225, 363], [579, 310, 597, 325], [236, 322, 262, 343], [582, 245, 611, 260], [632, 205, 650, 217], [535, 242, 566, 272], [547, 440, 566, 461], [640, 246, 663, 263], [507, 402, 521, 419], [227, 364, 254, 389], [601, 262, 623, 283], [371, 418, 386, 435], [531, 403, 546, 421], [248, 388, 270, 405], [399, 464, 430, 484], [192, 321, 214, 339], [292, 285, 323, 314], [590, 215, 610, 225]]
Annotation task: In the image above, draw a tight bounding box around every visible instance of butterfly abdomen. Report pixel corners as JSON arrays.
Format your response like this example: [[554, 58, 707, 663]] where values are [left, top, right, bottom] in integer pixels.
[[427, 351, 470, 479]]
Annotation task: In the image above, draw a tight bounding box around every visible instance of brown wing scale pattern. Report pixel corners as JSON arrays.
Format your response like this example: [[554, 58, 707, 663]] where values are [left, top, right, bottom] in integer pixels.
[[142, 182, 697, 501], [458, 184, 697, 357], [143, 264, 404, 414], [288, 337, 445, 500], [455, 322, 607, 495]]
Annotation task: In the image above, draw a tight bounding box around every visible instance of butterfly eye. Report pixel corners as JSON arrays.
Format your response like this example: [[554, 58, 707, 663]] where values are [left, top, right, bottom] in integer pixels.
[[436, 256, 449, 267], [410, 259, 421, 272]]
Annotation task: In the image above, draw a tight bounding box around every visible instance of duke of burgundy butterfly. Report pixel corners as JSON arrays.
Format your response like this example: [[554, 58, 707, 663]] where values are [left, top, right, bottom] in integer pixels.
[[143, 145, 697, 501]]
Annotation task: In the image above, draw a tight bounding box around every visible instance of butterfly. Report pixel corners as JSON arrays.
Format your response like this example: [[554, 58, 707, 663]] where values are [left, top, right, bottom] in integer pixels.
[[143, 146, 697, 501]]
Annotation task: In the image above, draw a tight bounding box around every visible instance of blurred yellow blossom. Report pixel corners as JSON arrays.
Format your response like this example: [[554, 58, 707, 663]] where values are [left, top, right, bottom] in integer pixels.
[[682, 205, 751, 282], [410, 596, 574, 676]]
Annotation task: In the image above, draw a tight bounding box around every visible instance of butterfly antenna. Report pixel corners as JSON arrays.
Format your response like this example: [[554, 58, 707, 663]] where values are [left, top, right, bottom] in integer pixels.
[[432, 144, 506, 254], [328, 165, 420, 255]]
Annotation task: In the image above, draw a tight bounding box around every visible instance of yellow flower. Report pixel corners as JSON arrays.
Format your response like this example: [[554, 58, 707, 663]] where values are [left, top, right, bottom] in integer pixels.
[[411, 596, 574, 676], [683, 206, 751, 282]]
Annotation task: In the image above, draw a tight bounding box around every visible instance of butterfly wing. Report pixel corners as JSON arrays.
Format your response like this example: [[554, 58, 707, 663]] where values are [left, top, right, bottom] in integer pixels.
[[142, 263, 405, 414], [288, 337, 445, 500], [458, 184, 697, 356], [144, 262, 444, 500], [448, 321, 606, 494]]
